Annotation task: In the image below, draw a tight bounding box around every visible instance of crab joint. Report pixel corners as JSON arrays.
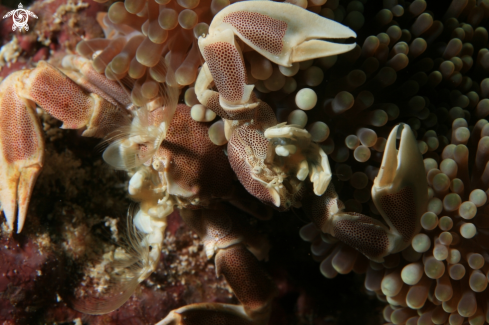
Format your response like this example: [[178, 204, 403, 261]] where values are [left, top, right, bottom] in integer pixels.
[[275, 144, 297, 157]]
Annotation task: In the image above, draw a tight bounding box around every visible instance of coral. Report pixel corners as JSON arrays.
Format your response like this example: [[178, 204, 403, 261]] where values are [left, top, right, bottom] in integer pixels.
[[0, 0, 105, 79], [0, 36, 21, 70], [0, 231, 67, 323]]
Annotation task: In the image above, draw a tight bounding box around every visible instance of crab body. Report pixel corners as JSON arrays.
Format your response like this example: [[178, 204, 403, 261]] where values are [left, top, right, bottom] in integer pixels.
[[0, 1, 430, 324]]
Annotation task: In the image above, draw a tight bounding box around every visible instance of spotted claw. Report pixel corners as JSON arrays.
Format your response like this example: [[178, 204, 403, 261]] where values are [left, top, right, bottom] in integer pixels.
[[0, 61, 130, 233], [195, 1, 356, 116], [0, 79, 44, 233], [371, 123, 429, 252], [305, 124, 428, 262], [209, 1, 357, 67]]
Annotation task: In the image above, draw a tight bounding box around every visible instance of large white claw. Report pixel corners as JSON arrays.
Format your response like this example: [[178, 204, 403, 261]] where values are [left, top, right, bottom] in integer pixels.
[[372, 124, 429, 250], [209, 1, 357, 67], [304, 124, 428, 263]]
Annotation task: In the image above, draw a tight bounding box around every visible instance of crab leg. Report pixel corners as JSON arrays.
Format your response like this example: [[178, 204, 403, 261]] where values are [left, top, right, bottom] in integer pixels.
[[198, 30, 259, 112], [195, 1, 356, 114], [304, 124, 429, 262], [61, 55, 133, 110], [157, 204, 275, 325], [0, 61, 130, 232]]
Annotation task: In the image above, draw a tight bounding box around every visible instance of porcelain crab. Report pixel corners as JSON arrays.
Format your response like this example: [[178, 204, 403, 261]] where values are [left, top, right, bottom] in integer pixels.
[[192, 0, 429, 263], [0, 1, 428, 324]]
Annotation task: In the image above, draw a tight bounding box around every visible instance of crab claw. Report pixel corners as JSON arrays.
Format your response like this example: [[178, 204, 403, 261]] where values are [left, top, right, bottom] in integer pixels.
[[0, 61, 131, 233], [371, 123, 429, 250], [158, 205, 275, 325], [0, 78, 44, 233], [209, 1, 357, 67], [305, 124, 428, 262]]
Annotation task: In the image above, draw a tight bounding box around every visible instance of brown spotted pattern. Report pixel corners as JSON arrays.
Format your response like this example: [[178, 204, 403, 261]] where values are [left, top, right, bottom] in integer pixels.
[[28, 63, 93, 129], [254, 101, 279, 130], [306, 184, 391, 259], [157, 105, 234, 204], [202, 42, 247, 103], [182, 206, 238, 250], [79, 62, 132, 107], [182, 204, 269, 260], [379, 186, 416, 242], [84, 99, 130, 138], [303, 183, 344, 232], [223, 11, 287, 55], [215, 244, 275, 312], [148, 107, 165, 126], [333, 214, 389, 259], [203, 208, 235, 247], [228, 124, 274, 205], [227, 101, 304, 210], [0, 84, 39, 163]]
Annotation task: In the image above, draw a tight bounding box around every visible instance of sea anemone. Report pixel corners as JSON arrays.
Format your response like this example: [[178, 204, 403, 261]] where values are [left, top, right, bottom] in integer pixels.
[[296, 0, 489, 323], [75, 0, 228, 108]]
